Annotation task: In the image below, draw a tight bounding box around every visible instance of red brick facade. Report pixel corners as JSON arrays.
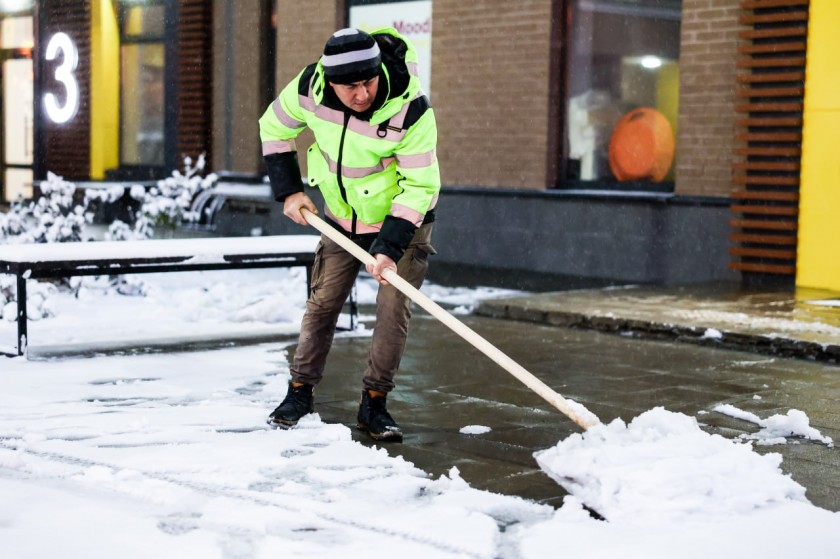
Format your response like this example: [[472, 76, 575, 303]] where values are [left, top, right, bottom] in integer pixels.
[[675, 0, 743, 197], [433, 0, 555, 189]]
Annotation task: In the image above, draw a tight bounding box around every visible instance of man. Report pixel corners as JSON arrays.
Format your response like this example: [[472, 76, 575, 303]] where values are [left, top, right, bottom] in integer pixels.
[[258, 28, 440, 442]]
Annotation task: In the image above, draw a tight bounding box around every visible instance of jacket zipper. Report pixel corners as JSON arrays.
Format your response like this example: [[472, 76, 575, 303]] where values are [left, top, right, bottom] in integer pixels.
[[336, 111, 358, 238]]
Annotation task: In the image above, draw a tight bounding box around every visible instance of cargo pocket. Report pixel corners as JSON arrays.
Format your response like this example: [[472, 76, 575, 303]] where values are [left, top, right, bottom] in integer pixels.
[[309, 240, 327, 296], [400, 223, 435, 289]]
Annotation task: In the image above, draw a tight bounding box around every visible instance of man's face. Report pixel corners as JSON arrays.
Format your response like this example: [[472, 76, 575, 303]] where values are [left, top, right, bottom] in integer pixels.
[[330, 76, 379, 113]]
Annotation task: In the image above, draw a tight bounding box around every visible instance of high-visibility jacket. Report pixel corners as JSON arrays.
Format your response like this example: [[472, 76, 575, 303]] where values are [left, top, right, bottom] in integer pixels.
[[259, 27, 440, 262]]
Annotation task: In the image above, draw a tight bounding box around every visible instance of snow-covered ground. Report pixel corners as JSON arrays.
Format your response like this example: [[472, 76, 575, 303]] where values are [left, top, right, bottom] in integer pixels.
[[1, 268, 839, 558]]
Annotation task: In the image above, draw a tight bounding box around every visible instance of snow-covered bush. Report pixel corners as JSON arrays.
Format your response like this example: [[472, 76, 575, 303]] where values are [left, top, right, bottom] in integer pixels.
[[0, 172, 99, 245], [0, 274, 57, 323], [129, 153, 218, 239], [0, 155, 216, 319]]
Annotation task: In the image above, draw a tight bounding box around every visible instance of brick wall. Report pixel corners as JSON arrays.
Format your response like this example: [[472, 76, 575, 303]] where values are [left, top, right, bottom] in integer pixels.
[[275, 0, 342, 89], [273, 0, 343, 176], [432, 0, 554, 189], [675, 0, 743, 197]]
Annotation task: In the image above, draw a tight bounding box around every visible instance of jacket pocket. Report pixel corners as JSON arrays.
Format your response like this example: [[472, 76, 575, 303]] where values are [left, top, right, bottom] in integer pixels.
[[348, 171, 397, 225]]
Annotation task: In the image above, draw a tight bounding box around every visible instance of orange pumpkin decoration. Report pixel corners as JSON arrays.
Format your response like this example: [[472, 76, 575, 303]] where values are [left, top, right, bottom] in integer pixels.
[[608, 108, 675, 182]]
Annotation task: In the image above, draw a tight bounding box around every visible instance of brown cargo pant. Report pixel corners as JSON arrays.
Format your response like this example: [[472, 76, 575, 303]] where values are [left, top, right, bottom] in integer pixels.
[[290, 222, 435, 393]]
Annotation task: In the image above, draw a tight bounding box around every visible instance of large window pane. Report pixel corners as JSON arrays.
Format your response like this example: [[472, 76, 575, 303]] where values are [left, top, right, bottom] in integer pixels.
[[120, 43, 164, 166], [566, 0, 681, 185]]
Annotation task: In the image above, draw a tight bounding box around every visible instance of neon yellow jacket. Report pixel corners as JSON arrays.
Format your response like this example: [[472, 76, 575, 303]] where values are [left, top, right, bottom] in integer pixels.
[[259, 28, 440, 260]]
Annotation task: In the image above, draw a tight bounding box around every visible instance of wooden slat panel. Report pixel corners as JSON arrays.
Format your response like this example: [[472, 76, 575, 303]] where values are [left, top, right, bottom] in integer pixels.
[[730, 0, 807, 277], [731, 219, 798, 231], [729, 233, 798, 245], [731, 190, 799, 202], [731, 205, 798, 216], [729, 247, 797, 259], [737, 86, 804, 98], [736, 117, 802, 127], [735, 131, 801, 142], [741, 0, 809, 8], [734, 102, 803, 113], [739, 11, 808, 24], [736, 71, 805, 83], [729, 262, 797, 274], [732, 161, 800, 172], [737, 57, 806, 69], [739, 27, 807, 40], [734, 146, 801, 156], [738, 42, 806, 55], [732, 175, 800, 186]]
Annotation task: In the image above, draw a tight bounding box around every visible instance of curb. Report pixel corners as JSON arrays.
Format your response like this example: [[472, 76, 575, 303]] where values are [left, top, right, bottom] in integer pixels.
[[476, 299, 840, 364]]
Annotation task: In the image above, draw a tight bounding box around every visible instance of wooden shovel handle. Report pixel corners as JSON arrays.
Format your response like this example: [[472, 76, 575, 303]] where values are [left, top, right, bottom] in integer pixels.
[[301, 209, 601, 430]]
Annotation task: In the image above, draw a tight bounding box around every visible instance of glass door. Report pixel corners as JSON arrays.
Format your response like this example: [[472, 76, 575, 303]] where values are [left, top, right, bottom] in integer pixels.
[[0, 14, 34, 202]]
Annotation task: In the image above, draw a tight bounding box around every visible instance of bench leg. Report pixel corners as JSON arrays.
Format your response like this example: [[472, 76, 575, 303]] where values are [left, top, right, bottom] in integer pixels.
[[16, 273, 27, 356], [305, 264, 313, 296]]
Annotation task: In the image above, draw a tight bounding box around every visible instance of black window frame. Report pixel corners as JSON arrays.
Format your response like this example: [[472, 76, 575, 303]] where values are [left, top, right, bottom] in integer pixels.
[[110, 0, 178, 181], [554, 0, 682, 193]]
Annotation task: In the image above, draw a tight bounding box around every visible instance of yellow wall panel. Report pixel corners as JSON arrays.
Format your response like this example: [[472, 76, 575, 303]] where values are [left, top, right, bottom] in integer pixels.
[[798, 112, 840, 289], [90, 0, 120, 179], [798, 0, 840, 291]]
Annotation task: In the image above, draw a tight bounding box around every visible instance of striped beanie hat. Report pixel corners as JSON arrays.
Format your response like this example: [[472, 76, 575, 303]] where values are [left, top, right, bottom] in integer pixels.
[[322, 28, 382, 84]]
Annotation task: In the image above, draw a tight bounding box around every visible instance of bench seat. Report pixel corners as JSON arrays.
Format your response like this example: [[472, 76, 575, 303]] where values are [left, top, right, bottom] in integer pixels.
[[0, 235, 321, 356]]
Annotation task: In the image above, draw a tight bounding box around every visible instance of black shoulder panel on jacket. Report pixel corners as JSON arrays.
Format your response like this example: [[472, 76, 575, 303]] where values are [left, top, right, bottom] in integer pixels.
[[297, 63, 318, 96], [375, 34, 410, 100], [403, 95, 432, 130]]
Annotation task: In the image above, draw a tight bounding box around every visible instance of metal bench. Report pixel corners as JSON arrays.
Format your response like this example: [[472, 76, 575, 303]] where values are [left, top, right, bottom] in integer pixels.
[[0, 235, 322, 356]]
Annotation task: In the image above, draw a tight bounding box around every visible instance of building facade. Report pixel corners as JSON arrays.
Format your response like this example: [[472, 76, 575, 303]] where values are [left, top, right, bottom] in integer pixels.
[[1, 0, 837, 291]]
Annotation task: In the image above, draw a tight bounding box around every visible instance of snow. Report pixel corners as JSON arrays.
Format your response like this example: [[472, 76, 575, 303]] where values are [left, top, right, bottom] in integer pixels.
[[0, 234, 319, 263], [460, 425, 492, 435], [713, 404, 834, 447], [1, 264, 839, 557]]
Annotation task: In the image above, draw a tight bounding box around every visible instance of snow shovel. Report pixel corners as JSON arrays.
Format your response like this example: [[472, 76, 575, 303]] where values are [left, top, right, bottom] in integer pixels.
[[301, 209, 601, 431]]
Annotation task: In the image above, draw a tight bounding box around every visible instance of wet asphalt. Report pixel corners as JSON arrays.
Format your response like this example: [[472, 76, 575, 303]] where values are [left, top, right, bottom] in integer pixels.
[[301, 301, 840, 512]]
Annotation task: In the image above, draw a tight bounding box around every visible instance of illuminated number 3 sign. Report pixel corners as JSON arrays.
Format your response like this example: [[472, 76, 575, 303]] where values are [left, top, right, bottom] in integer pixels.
[[44, 32, 80, 124]]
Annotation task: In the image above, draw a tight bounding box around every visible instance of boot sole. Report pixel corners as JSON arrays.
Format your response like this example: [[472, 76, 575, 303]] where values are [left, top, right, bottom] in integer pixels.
[[266, 417, 298, 430], [357, 422, 403, 442]]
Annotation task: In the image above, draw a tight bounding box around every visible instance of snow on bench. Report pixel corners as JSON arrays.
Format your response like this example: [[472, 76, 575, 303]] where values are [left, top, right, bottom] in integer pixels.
[[0, 235, 320, 356]]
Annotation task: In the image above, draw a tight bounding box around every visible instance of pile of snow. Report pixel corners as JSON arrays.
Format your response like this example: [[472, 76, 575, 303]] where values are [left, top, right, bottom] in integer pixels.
[[535, 407, 808, 523], [714, 404, 834, 447]]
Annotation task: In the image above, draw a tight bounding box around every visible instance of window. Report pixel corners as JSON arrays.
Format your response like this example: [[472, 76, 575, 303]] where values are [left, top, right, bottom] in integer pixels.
[[119, 2, 166, 168], [564, 0, 681, 189], [0, 10, 34, 202]]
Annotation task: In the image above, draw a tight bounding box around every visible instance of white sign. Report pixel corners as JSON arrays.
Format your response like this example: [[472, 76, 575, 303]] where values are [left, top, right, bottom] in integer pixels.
[[44, 32, 80, 124], [350, 0, 432, 94]]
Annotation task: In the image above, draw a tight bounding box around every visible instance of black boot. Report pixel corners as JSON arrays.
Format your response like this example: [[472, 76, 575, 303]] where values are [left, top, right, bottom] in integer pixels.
[[357, 390, 403, 442], [267, 382, 314, 429]]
